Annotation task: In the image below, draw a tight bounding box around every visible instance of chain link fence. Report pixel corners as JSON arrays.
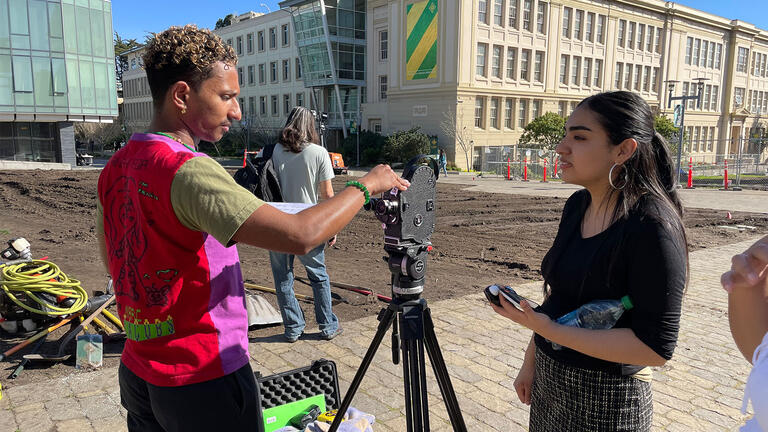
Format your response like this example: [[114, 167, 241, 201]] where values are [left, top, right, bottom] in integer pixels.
[[470, 139, 768, 189]]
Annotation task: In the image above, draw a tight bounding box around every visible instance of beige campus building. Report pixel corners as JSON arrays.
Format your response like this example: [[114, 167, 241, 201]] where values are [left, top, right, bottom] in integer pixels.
[[365, 0, 768, 170]]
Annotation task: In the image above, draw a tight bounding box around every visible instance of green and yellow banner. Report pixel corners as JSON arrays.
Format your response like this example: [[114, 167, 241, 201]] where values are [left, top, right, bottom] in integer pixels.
[[406, 0, 438, 80]]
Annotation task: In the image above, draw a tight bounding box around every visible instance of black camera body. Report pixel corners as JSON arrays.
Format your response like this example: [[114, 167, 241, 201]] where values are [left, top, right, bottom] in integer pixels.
[[365, 156, 438, 298]]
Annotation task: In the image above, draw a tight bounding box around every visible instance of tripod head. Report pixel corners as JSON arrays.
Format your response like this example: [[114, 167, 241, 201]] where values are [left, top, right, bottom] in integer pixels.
[[365, 156, 438, 299]]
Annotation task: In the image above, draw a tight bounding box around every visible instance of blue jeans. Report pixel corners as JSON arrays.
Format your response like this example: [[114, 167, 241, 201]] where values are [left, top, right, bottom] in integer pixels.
[[440, 162, 448, 176], [269, 244, 339, 338]]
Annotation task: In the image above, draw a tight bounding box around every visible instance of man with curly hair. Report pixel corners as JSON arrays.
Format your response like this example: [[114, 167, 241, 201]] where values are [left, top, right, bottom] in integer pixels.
[[96, 25, 409, 430]]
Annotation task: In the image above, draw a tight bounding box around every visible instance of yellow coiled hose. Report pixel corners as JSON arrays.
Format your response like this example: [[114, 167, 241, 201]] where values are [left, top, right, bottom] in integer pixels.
[[0, 260, 88, 316]]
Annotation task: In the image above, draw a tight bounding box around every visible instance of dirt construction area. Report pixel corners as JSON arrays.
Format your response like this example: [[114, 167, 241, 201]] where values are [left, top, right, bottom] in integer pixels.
[[0, 169, 767, 388]]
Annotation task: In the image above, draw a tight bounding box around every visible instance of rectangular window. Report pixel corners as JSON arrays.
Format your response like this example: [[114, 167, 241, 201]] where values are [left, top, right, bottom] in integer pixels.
[[282, 24, 289, 46], [582, 58, 591, 86], [11, 56, 33, 93], [571, 56, 580, 86], [509, 0, 518, 28], [534, 51, 544, 82], [522, 0, 532, 31], [490, 97, 499, 129], [260, 96, 266, 115], [269, 27, 277, 49], [238, 67, 243, 85], [574, 10, 583, 40], [702, 40, 709, 67], [507, 47, 517, 79], [708, 42, 715, 68], [475, 97, 485, 128], [380, 30, 388, 60], [712, 85, 719, 111], [493, 0, 503, 26], [618, 20, 625, 47], [594, 59, 602, 87], [558, 101, 567, 117], [296, 58, 302, 79], [615, 63, 623, 89], [247, 33, 253, 53], [627, 22, 635, 49], [492, 45, 502, 78], [597, 15, 605, 44], [637, 24, 644, 50], [258, 31, 264, 51], [562, 7, 571, 38], [284, 94, 290, 115], [761, 54, 767, 77], [259, 63, 265, 84], [296, 92, 304, 107], [693, 39, 700, 66], [694, 126, 701, 152], [560, 54, 569, 85], [715, 44, 722, 69], [646, 26, 653, 52], [236, 36, 243, 55], [478, 0, 487, 24], [248, 65, 255, 85], [708, 127, 715, 151], [585, 12, 594, 42], [624, 63, 632, 89], [283, 59, 290, 81], [248, 97, 255, 116], [655, 27, 662, 53], [505, 98, 514, 129], [704, 84, 712, 111], [270, 61, 277, 82], [685, 37, 692, 65], [239, 98, 244, 116], [532, 99, 541, 119], [643, 65, 651, 92], [536, 2, 547, 34], [271, 95, 278, 115], [477, 43, 487, 77], [518, 99, 527, 128], [520, 49, 530, 81], [737, 47, 749, 72], [682, 82, 692, 109], [379, 75, 387, 100]]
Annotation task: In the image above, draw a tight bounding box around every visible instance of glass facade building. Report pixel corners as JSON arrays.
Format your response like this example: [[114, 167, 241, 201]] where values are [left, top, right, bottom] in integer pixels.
[[0, 0, 117, 165], [281, 0, 366, 135]]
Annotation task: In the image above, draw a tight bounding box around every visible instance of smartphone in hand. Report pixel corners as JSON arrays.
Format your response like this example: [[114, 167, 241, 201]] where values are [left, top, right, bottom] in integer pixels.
[[484, 284, 538, 312]]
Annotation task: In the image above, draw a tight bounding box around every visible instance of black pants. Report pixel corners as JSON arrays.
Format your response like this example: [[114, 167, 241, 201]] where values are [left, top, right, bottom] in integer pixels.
[[119, 361, 260, 432]]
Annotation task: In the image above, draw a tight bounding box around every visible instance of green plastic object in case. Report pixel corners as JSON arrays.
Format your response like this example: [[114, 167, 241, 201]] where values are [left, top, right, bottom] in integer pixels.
[[262, 394, 325, 432]]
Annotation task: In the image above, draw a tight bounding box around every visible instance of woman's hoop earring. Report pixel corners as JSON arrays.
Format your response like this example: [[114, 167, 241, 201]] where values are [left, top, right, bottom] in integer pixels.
[[609, 163, 628, 190]]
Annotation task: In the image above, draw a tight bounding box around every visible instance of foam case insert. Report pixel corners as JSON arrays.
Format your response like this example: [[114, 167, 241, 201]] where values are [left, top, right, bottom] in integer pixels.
[[254, 358, 341, 432]]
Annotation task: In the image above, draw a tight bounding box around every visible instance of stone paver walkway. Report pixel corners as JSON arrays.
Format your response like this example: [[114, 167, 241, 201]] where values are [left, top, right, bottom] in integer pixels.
[[0, 235, 760, 431]]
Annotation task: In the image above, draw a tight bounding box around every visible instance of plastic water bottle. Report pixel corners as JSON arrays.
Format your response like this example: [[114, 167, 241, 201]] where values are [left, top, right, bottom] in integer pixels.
[[551, 295, 633, 350]]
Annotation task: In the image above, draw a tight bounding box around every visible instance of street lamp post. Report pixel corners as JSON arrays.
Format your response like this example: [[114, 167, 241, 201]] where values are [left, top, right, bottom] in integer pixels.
[[665, 78, 708, 188]]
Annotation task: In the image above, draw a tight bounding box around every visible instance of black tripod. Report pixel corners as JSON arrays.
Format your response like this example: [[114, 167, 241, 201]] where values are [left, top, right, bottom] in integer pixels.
[[329, 250, 467, 432]]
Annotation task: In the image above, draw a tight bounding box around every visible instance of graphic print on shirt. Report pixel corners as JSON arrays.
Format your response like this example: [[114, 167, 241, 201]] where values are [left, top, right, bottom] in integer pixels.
[[105, 176, 147, 302], [144, 269, 178, 307]]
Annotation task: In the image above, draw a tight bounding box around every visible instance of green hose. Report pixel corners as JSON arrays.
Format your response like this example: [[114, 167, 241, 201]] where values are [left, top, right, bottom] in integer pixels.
[[0, 260, 88, 316]]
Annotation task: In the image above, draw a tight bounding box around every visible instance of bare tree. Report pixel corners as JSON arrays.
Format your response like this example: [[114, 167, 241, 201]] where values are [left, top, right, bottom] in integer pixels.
[[75, 116, 126, 153], [440, 109, 473, 171]]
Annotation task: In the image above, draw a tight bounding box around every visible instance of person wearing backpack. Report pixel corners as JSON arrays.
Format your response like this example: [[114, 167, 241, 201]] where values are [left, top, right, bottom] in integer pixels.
[[269, 106, 341, 343]]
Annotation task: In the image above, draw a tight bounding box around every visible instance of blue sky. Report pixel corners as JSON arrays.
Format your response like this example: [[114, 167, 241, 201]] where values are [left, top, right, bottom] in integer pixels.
[[113, 0, 768, 42]]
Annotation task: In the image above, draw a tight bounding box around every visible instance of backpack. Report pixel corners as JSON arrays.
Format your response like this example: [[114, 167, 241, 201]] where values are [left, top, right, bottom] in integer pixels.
[[233, 144, 283, 202]]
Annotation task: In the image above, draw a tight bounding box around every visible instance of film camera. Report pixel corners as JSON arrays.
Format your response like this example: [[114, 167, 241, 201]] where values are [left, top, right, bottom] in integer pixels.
[[330, 156, 467, 432], [364, 155, 438, 298]]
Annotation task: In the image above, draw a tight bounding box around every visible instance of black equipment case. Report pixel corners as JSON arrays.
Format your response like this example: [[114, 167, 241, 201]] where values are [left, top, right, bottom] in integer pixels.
[[254, 359, 342, 432]]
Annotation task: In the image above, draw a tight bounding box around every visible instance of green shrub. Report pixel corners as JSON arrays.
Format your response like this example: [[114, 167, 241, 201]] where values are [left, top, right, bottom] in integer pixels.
[[383, 127, 430, 164], [342, 130, 386, 166]]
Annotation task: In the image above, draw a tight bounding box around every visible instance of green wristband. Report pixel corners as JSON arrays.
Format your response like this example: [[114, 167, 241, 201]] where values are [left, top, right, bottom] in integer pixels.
[[346, 180, 370, 205]]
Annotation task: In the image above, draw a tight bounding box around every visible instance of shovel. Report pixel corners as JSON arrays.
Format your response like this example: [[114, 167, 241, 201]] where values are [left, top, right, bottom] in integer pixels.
[[24, 294, 115, 363]]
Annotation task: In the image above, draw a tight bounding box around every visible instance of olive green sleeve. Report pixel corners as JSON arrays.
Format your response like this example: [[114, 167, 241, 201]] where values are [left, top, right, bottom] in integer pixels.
[[170, 157, 264, 246]]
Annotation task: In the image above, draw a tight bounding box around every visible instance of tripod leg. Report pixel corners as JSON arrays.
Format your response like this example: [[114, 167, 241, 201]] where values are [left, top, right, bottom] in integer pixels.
[[423, 308, 467, 432], [328, 306, 396, 432]]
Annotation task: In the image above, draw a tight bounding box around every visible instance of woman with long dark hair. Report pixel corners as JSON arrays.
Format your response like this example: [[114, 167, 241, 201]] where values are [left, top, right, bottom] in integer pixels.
[[492, 91, 689, 431]]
